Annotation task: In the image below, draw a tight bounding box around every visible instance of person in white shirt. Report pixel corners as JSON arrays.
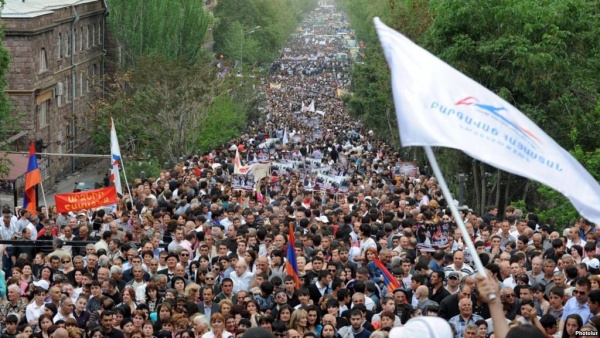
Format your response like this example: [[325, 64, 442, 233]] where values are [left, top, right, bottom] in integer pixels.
[[230, 260, 254, 294], [53, 296, 75, 323], [26, 284, 47, 325]]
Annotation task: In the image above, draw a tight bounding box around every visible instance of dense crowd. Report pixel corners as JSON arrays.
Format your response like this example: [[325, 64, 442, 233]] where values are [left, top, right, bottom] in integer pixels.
[[0, 3, 597, 338]]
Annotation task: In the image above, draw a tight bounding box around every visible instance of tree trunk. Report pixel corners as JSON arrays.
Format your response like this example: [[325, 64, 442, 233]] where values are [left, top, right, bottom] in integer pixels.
[[473, 161, 481, 214], [522, 180, 531, 202], [480, 162, 487, 215], [504, 173, 511, 209], [495, 169, 501, 211]]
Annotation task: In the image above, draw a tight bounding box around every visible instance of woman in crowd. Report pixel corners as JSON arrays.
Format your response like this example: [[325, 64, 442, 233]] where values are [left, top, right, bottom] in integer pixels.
[[202, 313, 233, 338], [145, 283, 163, 313], [276, 304, 293, 328], [31, 314, 53, 338], [562, 314, 583, 338], [118, 288, 138, 313], [289, 309, 309, 336]]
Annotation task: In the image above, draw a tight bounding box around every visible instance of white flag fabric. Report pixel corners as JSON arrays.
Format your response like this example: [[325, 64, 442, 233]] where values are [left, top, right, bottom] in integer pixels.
[[374, 17, 600, 224], [283, 128, 289, 145], [110, 118, 123, 195], [234, 148, 242, 174], [308, 100, 315, 113]]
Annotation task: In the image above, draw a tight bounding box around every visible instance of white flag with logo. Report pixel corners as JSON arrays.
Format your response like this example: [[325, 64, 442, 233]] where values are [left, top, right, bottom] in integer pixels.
[[110, 118, 123, 195], [374, 17, 600, 224]]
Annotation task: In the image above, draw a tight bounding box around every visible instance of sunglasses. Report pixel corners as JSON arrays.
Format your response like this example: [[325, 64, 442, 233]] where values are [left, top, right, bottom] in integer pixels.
[[573, 290, 587, 295], [62, 260, 71, 264]]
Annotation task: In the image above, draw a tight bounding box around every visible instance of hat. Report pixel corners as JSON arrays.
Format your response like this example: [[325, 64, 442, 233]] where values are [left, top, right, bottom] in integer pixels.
[[318, 215, 329, 223], [587, 258, 600, 270], [364, 196, 372, 201], [389, 317, 452, 338], [33, 280, 49, 290], [68, 211, 76, 218], [77, 212, 87, 217], [448, 272, 460, 280]]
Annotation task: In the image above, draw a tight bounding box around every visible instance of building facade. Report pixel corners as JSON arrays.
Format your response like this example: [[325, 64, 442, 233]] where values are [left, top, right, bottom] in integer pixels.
[[2, 0, 107, 186]]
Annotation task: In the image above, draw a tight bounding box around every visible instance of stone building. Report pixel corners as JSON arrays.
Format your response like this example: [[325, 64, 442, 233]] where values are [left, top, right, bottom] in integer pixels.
[[1, 0, 107, 186]]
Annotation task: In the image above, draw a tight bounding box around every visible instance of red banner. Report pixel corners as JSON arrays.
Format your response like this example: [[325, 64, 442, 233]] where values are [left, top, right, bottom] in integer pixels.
[[55, 186, 118, 213]]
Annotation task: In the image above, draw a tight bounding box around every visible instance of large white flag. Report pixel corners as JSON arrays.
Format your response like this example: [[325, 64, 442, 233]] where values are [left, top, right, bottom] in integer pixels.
[[374, 18, 600, 224], [283, 128, 289, 145], [109, 118, 123, 195]]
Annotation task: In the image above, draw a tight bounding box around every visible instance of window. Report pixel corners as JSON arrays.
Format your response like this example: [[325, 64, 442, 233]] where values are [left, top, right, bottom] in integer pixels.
[[56, 82, 63, 107], [92, 63, 98, 86], [72, 28, 76, 54], [39, 48, 47, 72], [98, 20, 101, 43], [79, 72, 83, 97], [92, 24, 96, 46], [65, 29, 70, 56], [38, 101, 48, 128], [86, 25, 90, 49], [64, 78, 69, 102], [57, 33, 62, 59], [79, 28, 83, 51]]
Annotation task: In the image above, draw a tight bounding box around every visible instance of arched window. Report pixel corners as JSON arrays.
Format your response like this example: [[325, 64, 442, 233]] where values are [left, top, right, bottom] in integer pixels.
[[92, 24, 96, 46], [73, 27, 77, 53], [57, 33, 62, 59], [79, 27, 83, 51], [39, 48, 47, 72], [86, 25, 90, 49]]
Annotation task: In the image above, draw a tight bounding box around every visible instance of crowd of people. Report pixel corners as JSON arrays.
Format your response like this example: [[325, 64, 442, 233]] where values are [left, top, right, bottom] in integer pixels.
[[0, 2, 598, 338]]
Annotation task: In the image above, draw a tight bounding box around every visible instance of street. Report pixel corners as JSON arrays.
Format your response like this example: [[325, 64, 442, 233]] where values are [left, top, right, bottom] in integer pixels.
[[0, 159, 109, 210]]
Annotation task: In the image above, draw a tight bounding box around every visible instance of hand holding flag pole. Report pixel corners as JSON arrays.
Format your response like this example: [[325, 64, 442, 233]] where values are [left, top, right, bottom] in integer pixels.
[[424, 146, 496, 300]]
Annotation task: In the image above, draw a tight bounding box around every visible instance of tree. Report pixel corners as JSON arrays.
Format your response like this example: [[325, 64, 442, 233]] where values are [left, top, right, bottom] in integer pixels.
[[340, 0, 600, 223], [222, 21, 261, 66], [107, 0, 213, 67], [213, 0, 317, 64], [0, 7, 13, 176], [90, 55, 223, 164]]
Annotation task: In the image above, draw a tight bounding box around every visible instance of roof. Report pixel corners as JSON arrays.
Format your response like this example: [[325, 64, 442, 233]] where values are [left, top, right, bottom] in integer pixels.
[[2, 0, 99, 19], [0, 152, 29, 181]]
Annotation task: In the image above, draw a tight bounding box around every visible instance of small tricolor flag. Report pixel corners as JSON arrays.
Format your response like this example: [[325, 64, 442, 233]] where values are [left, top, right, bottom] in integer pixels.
[[286, 222, 300, 289], [23, 141, 41, 215], [372, 256, 401, 294], [110, 118, 123, 195]]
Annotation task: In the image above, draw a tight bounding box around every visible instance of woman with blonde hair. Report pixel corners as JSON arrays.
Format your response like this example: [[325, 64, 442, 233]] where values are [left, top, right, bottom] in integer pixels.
[[185, 283, 201, 303], [289, 309, 309, 335], [218, 299, 233, 316], [202, 313, 233, 338]]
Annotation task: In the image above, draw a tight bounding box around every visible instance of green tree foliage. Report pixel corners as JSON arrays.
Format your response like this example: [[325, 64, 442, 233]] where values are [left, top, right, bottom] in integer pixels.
[[213, 0, 317, 64], [341, 0, 600, 224], [221, 21, 261, 66], [422, 0, 600, 152], [0, 2, 13, 176], [107, 0, 212, 67], [90, 55, 223, 163]]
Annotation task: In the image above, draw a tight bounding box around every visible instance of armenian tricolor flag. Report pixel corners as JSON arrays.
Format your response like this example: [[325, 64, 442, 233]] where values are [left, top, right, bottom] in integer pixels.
[[23, 141, 41, 215], [286, 222, 300, 289], [372, 256, 401, 294]]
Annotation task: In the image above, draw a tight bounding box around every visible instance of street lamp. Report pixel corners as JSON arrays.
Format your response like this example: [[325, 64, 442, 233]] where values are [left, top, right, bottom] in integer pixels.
[[240, 26, 260, 73]]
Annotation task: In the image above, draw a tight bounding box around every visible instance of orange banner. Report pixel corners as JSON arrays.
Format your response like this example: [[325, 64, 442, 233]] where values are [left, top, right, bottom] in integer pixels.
[[55, 186, 118, 213]]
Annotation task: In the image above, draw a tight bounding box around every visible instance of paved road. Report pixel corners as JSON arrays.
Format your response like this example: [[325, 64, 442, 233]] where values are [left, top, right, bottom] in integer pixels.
[[0, 159, 109, 209]]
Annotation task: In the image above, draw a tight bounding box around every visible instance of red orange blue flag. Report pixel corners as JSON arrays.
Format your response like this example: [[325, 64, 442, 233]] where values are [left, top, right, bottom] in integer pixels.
[[286, 222, 300, 289], [23, 141, 41, 215], [372, 256, 401, 294]]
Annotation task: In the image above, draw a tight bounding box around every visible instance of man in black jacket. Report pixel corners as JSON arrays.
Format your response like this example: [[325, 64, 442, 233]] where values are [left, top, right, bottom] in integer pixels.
[[439, 283, 472, 320]]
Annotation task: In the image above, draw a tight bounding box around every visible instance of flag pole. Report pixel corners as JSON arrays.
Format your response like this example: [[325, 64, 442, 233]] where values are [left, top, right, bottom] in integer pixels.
[[423, 146, 496, 300], [39, 180, 49, 219], [119, 156, 134, 204]]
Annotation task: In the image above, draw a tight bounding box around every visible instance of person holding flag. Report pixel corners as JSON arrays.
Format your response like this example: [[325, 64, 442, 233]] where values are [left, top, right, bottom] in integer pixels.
[[286, 222, 301, 290], [23, 140, 41, 216]]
